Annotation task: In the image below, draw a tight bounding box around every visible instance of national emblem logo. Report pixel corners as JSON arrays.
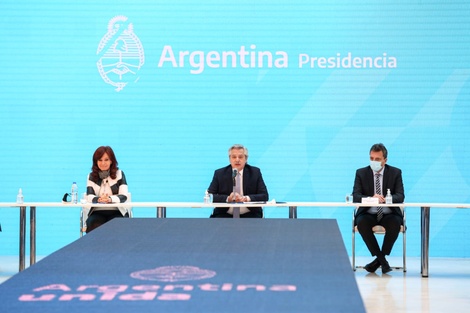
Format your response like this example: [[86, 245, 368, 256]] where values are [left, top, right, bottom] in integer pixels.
[[96, 16, 145, 91]]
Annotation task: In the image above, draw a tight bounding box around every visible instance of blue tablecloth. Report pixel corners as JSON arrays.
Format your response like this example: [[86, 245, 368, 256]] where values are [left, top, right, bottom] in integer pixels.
[[0, 218, 365, 313]]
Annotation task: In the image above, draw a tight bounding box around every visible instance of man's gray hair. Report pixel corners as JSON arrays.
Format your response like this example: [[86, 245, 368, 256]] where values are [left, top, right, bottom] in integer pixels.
[[228, 144, 249, 158]]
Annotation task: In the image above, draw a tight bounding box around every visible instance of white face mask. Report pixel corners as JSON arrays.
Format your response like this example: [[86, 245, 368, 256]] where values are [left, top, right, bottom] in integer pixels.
[[370, 160, 383, 172]]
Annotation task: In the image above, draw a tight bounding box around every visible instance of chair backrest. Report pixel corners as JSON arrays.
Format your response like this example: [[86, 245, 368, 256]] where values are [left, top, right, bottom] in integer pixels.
[[126, 192, 133, 217]]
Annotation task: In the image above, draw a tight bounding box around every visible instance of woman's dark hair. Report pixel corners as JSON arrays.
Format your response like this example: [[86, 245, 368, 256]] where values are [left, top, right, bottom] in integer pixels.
[[90, 146, 119, 180]]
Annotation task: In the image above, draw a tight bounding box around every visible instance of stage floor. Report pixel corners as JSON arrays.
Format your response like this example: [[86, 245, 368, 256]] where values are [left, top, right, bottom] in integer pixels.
[[0, 218, 365, 312]]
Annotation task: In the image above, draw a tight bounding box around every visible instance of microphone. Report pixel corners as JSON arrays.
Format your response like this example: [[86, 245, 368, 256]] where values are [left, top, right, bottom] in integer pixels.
[[232, 168, 238, 187]]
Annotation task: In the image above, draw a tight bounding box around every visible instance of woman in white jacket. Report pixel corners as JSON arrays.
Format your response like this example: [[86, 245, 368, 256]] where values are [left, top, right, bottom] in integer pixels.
[[85, 146, 129, 233]]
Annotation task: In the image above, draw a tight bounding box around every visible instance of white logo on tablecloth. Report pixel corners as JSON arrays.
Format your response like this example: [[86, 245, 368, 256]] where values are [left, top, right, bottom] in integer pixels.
[[96, 16, 145, 92], [19, 264, 296, 302], [130, 266, 216, 282]]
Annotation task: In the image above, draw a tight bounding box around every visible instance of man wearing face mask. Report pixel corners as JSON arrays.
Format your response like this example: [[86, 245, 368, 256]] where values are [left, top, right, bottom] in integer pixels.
[[352, 143, 405, 274]]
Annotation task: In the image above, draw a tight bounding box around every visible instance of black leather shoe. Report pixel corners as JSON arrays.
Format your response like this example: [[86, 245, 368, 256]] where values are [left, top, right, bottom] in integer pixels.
[[381, 260, 392, 274], [364, 258, 380, 273]]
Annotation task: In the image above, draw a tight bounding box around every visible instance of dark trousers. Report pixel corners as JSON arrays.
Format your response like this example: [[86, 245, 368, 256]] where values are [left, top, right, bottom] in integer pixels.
[[356, 213, 402, 256], [86, 210, 129, 233]]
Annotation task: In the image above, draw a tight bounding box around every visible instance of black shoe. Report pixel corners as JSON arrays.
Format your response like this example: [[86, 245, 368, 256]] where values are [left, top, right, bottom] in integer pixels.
[[364, 258, 380, 273], [380, 260, 392, 274]]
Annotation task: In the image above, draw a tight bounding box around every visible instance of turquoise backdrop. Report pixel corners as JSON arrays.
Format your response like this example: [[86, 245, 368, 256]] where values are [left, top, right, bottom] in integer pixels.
[[1, 1, 470, 258]]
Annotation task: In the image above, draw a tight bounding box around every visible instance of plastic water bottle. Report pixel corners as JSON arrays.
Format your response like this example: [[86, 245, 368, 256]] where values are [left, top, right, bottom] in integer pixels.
[[203, 190, 211, 203], [71, 182, 78, 204], [16, 188, 24, 204], [385, 188, 392, 204]]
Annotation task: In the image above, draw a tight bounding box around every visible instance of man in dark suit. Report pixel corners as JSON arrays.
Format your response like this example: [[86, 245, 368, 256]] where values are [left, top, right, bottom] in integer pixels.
[[353, 143, 405, 273], [208, 144, 269, 218]]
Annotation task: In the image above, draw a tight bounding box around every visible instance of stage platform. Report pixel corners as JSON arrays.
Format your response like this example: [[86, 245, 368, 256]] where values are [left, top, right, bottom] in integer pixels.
[[0, 218, 365, 312]]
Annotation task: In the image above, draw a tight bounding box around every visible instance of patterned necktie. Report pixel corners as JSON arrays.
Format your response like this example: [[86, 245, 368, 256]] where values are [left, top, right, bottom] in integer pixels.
[[375, 173, 383, 222]]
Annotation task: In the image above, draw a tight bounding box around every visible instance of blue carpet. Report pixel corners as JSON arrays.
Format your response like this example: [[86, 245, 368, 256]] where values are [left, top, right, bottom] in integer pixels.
[[0, 218, 365, 312]]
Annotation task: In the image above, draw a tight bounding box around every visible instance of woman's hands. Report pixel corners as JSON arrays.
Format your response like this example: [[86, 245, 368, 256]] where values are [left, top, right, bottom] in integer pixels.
[[98, 193, 112, 203]]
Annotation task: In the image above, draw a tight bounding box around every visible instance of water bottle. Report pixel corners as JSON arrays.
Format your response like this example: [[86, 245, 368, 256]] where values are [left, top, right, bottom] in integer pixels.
[[385, 188, 392, 204], [16, 188, 24, 204], [203, 190, 211, 203], [71, 182, 78, 204]]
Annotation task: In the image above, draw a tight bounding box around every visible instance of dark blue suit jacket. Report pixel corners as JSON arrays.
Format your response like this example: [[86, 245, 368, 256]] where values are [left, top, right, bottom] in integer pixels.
[[353, 164, 405, 222], [208, 164, 269, 216]]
